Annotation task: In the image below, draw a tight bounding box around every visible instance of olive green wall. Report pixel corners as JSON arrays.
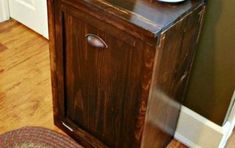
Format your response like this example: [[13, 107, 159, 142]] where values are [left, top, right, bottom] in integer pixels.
[[184, 0, 235, 125]]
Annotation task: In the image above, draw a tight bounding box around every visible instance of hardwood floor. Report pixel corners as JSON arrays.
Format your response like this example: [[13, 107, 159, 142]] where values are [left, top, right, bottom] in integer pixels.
[[226, 130, 235, 148], [0, 19, 62, 134], [0, 20, 233, 148]]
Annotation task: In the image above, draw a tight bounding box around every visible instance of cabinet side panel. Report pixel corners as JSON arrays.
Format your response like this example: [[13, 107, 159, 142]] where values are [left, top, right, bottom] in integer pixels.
[[141, 4, 205, 148]]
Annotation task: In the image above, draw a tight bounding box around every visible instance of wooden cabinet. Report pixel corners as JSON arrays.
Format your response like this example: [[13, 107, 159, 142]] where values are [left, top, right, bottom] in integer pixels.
[[47, 0, 206, 147]]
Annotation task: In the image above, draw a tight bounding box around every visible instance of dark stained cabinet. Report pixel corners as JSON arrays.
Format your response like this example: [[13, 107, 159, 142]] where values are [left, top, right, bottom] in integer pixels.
[[64, 10, 151, 147], [47, 0, 206, 147]]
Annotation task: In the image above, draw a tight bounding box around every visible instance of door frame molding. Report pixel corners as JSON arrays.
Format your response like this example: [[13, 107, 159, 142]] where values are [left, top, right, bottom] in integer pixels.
[[175, 105, 235, 148], [0, 0, 10, 22]]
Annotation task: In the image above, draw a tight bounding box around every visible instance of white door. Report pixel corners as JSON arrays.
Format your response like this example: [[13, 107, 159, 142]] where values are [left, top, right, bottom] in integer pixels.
[[9, 0, 48, 38]]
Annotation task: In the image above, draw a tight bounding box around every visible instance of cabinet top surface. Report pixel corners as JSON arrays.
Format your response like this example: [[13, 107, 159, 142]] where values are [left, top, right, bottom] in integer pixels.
[[67, 0, 204, 37]]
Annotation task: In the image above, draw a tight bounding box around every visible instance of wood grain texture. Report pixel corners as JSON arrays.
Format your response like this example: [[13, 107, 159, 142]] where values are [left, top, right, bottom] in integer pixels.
[[48, 0, 206, 147], [141, 5, 205, 148], [2, 19, 235, 148], [167, 140, 188, 148], [0, 20, 63, 134], [62, 0, 204, 38], [52, 4, 156, 147], [0, 19, 181, 148]]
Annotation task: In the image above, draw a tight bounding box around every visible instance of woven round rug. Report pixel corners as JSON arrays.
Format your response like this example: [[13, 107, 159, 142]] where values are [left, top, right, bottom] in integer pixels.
[[0, 126, 83, 148]]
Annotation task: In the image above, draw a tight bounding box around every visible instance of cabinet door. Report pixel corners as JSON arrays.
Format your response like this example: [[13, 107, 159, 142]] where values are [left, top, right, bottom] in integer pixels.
[[53, 3, 156, 148]]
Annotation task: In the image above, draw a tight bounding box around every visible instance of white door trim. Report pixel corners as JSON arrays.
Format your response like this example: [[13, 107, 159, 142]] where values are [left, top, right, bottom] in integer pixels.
[[175, 105, 235, 148], [8, 0, 49, 38], [0, 0, 10, 22]]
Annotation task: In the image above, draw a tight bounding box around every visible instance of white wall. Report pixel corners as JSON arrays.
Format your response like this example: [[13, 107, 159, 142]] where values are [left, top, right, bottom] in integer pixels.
[[0, 0, 10, 22]]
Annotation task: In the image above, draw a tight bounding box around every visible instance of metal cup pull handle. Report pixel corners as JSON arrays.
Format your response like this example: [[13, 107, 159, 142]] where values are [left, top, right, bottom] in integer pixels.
[[85, 34, 108, 48]]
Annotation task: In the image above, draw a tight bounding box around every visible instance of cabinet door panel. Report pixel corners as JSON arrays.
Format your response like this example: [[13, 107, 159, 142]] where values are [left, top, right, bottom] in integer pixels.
[[63, 11, 147, 147]]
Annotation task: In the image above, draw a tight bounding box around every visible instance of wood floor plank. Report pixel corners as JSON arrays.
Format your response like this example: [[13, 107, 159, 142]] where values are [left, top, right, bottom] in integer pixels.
[[0, 20, 62, 134]]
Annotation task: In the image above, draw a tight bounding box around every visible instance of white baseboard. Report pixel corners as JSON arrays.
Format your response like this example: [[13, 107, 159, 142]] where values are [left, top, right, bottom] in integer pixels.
[[0, 0, 10, 22], [175, 106, 234, 148]]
